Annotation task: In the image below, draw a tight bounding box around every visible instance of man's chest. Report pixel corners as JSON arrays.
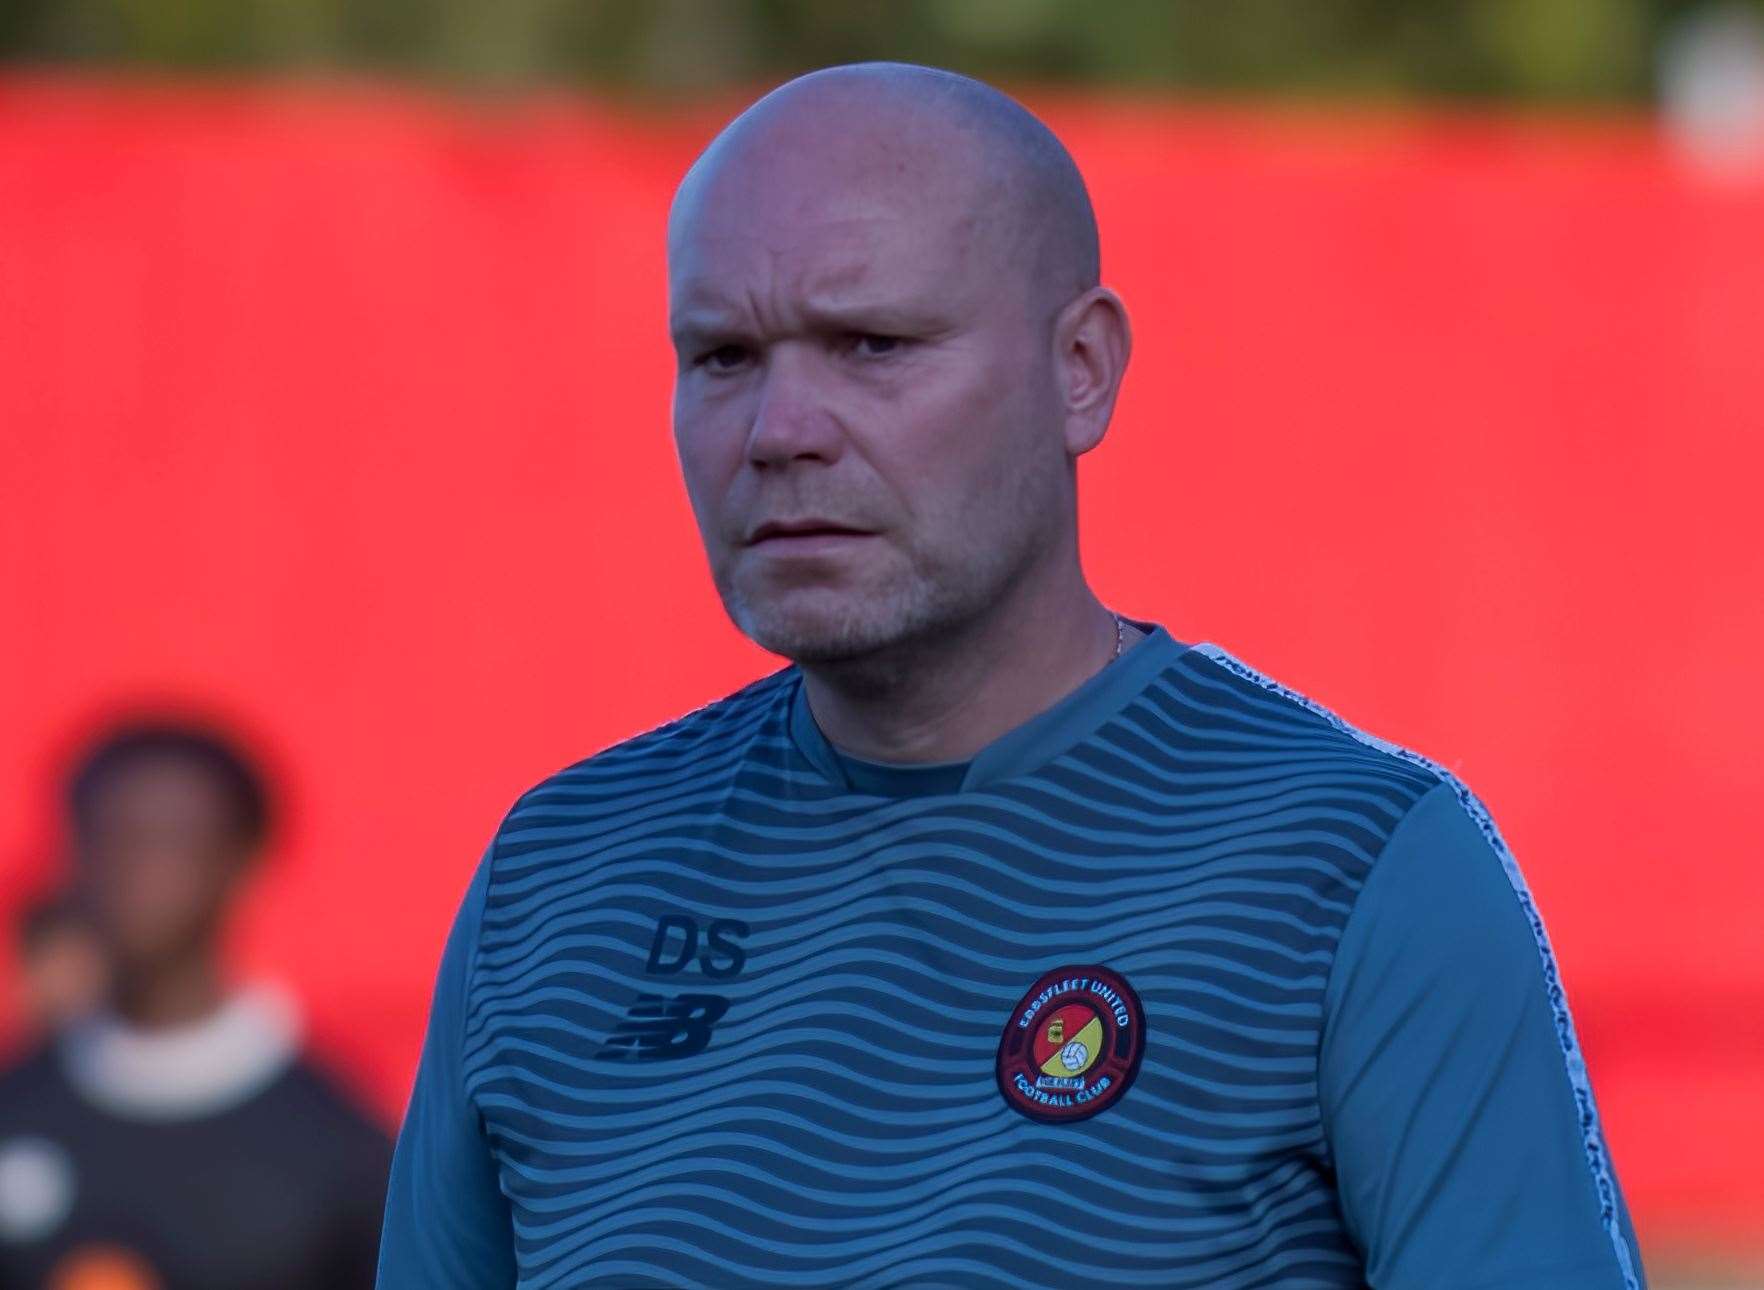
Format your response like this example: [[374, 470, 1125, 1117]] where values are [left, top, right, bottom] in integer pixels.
[[468, 816, 1365, 1288]]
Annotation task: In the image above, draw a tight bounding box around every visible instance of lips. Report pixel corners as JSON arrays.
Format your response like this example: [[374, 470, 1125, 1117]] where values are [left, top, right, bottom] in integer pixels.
[[746, 519, 874, 545]]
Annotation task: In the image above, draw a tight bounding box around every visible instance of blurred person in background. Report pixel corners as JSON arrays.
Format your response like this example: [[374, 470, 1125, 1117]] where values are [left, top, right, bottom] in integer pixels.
[[0, 721, 390, 1289], [11, 894, 105, 1036]]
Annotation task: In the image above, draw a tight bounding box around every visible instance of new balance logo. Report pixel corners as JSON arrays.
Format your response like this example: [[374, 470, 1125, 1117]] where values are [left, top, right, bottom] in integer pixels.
[[596, 994, 730, 1061]]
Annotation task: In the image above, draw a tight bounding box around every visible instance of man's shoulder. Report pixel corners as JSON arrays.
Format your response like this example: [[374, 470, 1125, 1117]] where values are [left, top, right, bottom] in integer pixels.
[[1171, 642, 1446, 794], [499, 665, 798, 833], [249, 1056, 393, 1188], [0, 1041, 66, 1113], [263, 1055, 393, 1148], [1158, 641, 1463, 894]]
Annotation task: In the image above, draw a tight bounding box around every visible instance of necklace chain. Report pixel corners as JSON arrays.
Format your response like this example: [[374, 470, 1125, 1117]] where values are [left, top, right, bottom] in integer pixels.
[[1113, 612, 1125, 661]]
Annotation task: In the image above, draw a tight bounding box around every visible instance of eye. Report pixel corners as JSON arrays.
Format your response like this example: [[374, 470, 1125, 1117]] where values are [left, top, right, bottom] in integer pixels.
[[696, 343, 751, 372], [851, 333, 904, 358]]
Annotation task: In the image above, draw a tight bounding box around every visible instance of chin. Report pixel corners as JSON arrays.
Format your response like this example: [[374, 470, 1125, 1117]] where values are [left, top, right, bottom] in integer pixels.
[[742, 606, 891, 664], [719, 545, 1008, 669], [730, 585, 928, 665]]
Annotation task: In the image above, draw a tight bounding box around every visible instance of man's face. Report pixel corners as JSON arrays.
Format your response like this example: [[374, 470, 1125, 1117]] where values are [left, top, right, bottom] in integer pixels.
[[76, 757, 248, 974], [668, 114, 1072, 663]]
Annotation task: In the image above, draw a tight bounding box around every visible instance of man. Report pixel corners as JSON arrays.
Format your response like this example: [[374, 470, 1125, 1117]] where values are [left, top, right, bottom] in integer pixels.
[[378, 63, 1645, 1288], [0, 721, 392, 1289]]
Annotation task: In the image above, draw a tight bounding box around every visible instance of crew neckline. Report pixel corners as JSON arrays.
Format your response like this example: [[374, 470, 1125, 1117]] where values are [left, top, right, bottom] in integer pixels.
[[789, 620, 1191, 797], [57, 983, 302, 1122]]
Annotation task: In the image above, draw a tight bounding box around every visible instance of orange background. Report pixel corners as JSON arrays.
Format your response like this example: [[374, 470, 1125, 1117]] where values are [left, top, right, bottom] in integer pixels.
[[1, 76, 1759, 1251]]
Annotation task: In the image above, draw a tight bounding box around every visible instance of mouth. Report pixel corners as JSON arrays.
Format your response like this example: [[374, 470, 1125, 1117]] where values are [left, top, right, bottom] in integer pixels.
[[745, 519, 876, 547]]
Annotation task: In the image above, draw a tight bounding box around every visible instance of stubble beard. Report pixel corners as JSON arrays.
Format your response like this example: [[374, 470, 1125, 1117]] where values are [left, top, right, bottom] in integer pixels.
[[724, 547, 981, 672], [719, 511, 1056, 695]]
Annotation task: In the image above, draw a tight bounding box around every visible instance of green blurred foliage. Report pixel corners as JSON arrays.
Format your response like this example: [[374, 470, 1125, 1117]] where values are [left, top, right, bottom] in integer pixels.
[[2, 0, 1760, 102]]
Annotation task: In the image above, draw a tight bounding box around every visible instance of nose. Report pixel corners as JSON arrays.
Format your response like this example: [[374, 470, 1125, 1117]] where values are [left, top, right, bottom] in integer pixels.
[[746, 343, 844, 470]]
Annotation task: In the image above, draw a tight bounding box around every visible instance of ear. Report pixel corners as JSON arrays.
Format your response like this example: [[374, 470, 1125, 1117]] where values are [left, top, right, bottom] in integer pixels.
[[1052, 286, 1132, 458]]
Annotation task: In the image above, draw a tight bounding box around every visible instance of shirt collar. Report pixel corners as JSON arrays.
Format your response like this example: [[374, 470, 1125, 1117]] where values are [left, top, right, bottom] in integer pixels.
[[789, 621, 1190, 797], [58, 983, 301, 1121]]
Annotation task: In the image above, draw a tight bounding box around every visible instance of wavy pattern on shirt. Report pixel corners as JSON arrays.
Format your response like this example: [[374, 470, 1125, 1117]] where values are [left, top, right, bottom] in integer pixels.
[[463, 646, 1444, 1289]]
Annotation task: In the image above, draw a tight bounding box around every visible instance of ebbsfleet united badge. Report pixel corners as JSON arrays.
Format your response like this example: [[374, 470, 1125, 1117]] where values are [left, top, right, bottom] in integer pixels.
[[996, 964, 1145, 1123]]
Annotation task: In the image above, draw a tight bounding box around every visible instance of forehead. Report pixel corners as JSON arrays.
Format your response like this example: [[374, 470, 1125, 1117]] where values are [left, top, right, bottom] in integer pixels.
[[85, 756, 232, 824], [668, 121, 1008, 323], [671, 215, 984, 322]]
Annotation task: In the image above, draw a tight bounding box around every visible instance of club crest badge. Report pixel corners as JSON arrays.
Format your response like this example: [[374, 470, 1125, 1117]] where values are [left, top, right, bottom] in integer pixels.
[[996, 964, 1145, 1123]]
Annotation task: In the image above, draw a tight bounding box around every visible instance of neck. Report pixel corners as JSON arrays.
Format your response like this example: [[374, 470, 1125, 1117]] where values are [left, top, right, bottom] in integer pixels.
[[799, 564, 1137, 765], [107, 950, 227, 1031]]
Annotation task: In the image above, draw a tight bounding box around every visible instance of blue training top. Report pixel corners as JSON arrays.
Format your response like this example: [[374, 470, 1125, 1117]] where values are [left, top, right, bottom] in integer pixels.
[[378, 626, 1645, 1289]]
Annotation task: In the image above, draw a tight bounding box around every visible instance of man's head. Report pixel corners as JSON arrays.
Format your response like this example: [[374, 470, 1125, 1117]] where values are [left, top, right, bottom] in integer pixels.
[[15, 892, 104, 1028], [66, 721, 271, 979], [668, 62, 1130, 666]]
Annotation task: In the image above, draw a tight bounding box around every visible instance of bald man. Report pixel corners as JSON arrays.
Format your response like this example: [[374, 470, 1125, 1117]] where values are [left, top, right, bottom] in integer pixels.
[[377, 64, 1644, 1289]]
